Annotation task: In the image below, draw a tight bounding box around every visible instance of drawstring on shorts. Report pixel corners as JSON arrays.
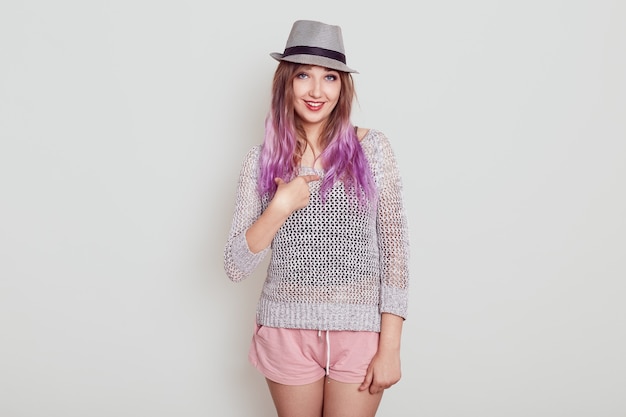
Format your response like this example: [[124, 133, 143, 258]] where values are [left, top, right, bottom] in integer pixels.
[[318, 330, 330, 377]]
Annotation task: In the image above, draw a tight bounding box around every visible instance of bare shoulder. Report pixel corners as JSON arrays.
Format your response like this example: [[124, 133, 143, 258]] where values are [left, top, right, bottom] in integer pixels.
[[356, 127, 370, 141]]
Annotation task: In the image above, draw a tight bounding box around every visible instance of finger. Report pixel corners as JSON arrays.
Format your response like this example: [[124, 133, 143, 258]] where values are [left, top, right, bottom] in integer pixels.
[[369, 374, 390, 395], [359, 369, 373, 392], [300, 174, 320, 183], [369, 378, 386, 395], [370, 384, 383, 395]]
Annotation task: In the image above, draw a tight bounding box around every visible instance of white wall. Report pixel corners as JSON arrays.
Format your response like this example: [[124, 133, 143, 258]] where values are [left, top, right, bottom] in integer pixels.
[[1, 1, 624, 416]]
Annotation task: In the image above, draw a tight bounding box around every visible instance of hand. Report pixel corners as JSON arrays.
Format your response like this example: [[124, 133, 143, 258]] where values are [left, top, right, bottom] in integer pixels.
[[359, 349, 402, 395], [270, 175, 320, 216]]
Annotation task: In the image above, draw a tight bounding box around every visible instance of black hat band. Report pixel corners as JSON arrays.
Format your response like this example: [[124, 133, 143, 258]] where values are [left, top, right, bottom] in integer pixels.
[[282, 46, 346, 64]]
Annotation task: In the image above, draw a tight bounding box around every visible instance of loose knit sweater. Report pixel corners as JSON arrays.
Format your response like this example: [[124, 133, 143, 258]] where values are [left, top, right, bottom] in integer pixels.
[[223, 129, 410, 332]]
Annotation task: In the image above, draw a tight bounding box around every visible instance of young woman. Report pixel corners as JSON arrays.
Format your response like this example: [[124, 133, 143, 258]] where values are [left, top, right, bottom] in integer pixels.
[[224, 20, 410, 417]]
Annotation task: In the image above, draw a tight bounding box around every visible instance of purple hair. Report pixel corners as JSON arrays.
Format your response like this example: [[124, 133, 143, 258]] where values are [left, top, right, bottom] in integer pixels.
[[258, 62, 376, 205]]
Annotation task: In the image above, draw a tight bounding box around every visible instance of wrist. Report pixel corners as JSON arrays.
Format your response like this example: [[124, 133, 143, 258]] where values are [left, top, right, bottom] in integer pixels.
[[377, 339, 401, 354], [267, 199, 293, 220]]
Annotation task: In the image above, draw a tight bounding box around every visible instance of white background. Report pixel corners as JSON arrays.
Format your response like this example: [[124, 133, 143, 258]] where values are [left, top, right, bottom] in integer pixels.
[[1, 1, 625, 416]]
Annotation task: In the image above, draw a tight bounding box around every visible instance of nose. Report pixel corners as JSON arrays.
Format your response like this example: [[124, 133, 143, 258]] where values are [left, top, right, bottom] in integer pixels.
[[309, 78, 322, 98]]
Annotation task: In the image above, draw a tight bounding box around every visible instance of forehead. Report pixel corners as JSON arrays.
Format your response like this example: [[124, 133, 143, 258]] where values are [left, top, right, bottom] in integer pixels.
[[297, 64, 340, 73]]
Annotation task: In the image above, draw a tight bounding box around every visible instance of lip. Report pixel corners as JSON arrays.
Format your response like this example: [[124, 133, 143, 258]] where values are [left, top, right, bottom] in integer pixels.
[[304, 101, 324, 111]]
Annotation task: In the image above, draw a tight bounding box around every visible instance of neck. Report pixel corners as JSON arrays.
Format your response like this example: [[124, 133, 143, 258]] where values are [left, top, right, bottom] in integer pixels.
[[299, 122, 326, 168], [302, 123, 324, 146]]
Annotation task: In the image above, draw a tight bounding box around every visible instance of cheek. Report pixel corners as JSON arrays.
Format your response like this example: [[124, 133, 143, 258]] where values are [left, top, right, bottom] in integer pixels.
[[328, 87, 342, 104], [292, 79, 308, 96]]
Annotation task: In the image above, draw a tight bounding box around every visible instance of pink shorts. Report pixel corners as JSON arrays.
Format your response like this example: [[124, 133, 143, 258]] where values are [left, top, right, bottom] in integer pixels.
[[248, 325, 379, 385]]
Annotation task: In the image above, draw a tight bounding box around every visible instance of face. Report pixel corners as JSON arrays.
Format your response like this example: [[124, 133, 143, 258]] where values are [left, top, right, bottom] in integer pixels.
[[292, 65, 342, 127]]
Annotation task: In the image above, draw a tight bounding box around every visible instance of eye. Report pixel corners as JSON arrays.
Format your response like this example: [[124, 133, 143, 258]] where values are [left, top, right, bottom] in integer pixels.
[[296, 72, 309, 79], [325, 74, 338, 81]]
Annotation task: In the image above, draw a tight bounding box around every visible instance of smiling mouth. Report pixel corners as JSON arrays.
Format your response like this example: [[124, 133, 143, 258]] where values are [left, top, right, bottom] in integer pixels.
[[305, 101, 323, 110]]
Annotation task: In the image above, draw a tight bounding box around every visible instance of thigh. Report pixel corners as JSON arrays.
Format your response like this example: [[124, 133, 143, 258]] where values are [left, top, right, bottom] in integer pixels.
[[323, 379, 383, 417], [267, 377, 325, 417]]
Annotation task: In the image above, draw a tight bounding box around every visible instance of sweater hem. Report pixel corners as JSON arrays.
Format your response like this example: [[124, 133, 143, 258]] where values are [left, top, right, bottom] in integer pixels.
[[256, 299, 382, 332]]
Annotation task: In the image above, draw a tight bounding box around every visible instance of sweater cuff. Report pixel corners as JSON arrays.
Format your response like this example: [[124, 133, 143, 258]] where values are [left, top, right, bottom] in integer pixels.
[[232, 232, 269, 276], [380, 284, 409, 319]]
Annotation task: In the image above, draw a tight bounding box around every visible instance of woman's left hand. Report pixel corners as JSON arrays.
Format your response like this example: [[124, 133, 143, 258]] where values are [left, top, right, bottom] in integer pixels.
[[359, 348, 401, 395]]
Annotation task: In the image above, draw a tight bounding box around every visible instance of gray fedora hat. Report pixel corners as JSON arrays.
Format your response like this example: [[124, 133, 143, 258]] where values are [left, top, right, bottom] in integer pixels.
[[270, 20, 358, 73]]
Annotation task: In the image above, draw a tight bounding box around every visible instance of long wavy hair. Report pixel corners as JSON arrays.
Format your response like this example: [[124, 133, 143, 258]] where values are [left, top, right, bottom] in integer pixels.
[[258, 61, 376, 205]]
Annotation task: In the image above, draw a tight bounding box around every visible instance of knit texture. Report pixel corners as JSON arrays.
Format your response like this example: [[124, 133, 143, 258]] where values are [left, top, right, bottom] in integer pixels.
[[223, 129, 410, 332]]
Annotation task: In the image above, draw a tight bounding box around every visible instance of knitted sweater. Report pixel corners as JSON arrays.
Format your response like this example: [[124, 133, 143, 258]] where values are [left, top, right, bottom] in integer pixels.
[[223, 129, 410, 332]]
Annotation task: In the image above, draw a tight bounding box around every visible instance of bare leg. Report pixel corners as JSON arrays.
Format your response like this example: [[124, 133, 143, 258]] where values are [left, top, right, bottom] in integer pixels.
[[323, 377, 384, 417], [266, 377, 325, 417]]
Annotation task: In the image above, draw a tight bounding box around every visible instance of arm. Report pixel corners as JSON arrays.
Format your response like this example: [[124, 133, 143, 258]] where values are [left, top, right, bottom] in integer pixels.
[[360, 132, 410, 393], [375, 132, 410, 319], [223, 147, 269, 282], [245, 175, 320, 253], [359, 312, 403, 394], [223, 147, 320, 281]]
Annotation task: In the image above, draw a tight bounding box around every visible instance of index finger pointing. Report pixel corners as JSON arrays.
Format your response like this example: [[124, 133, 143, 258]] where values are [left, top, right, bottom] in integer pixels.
[[300, 174, 320, 183]]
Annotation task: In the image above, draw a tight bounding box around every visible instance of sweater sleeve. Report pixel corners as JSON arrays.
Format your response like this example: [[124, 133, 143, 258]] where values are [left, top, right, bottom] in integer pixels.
[[223, 146, 270, 282], [374, 132, 410, 319]]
